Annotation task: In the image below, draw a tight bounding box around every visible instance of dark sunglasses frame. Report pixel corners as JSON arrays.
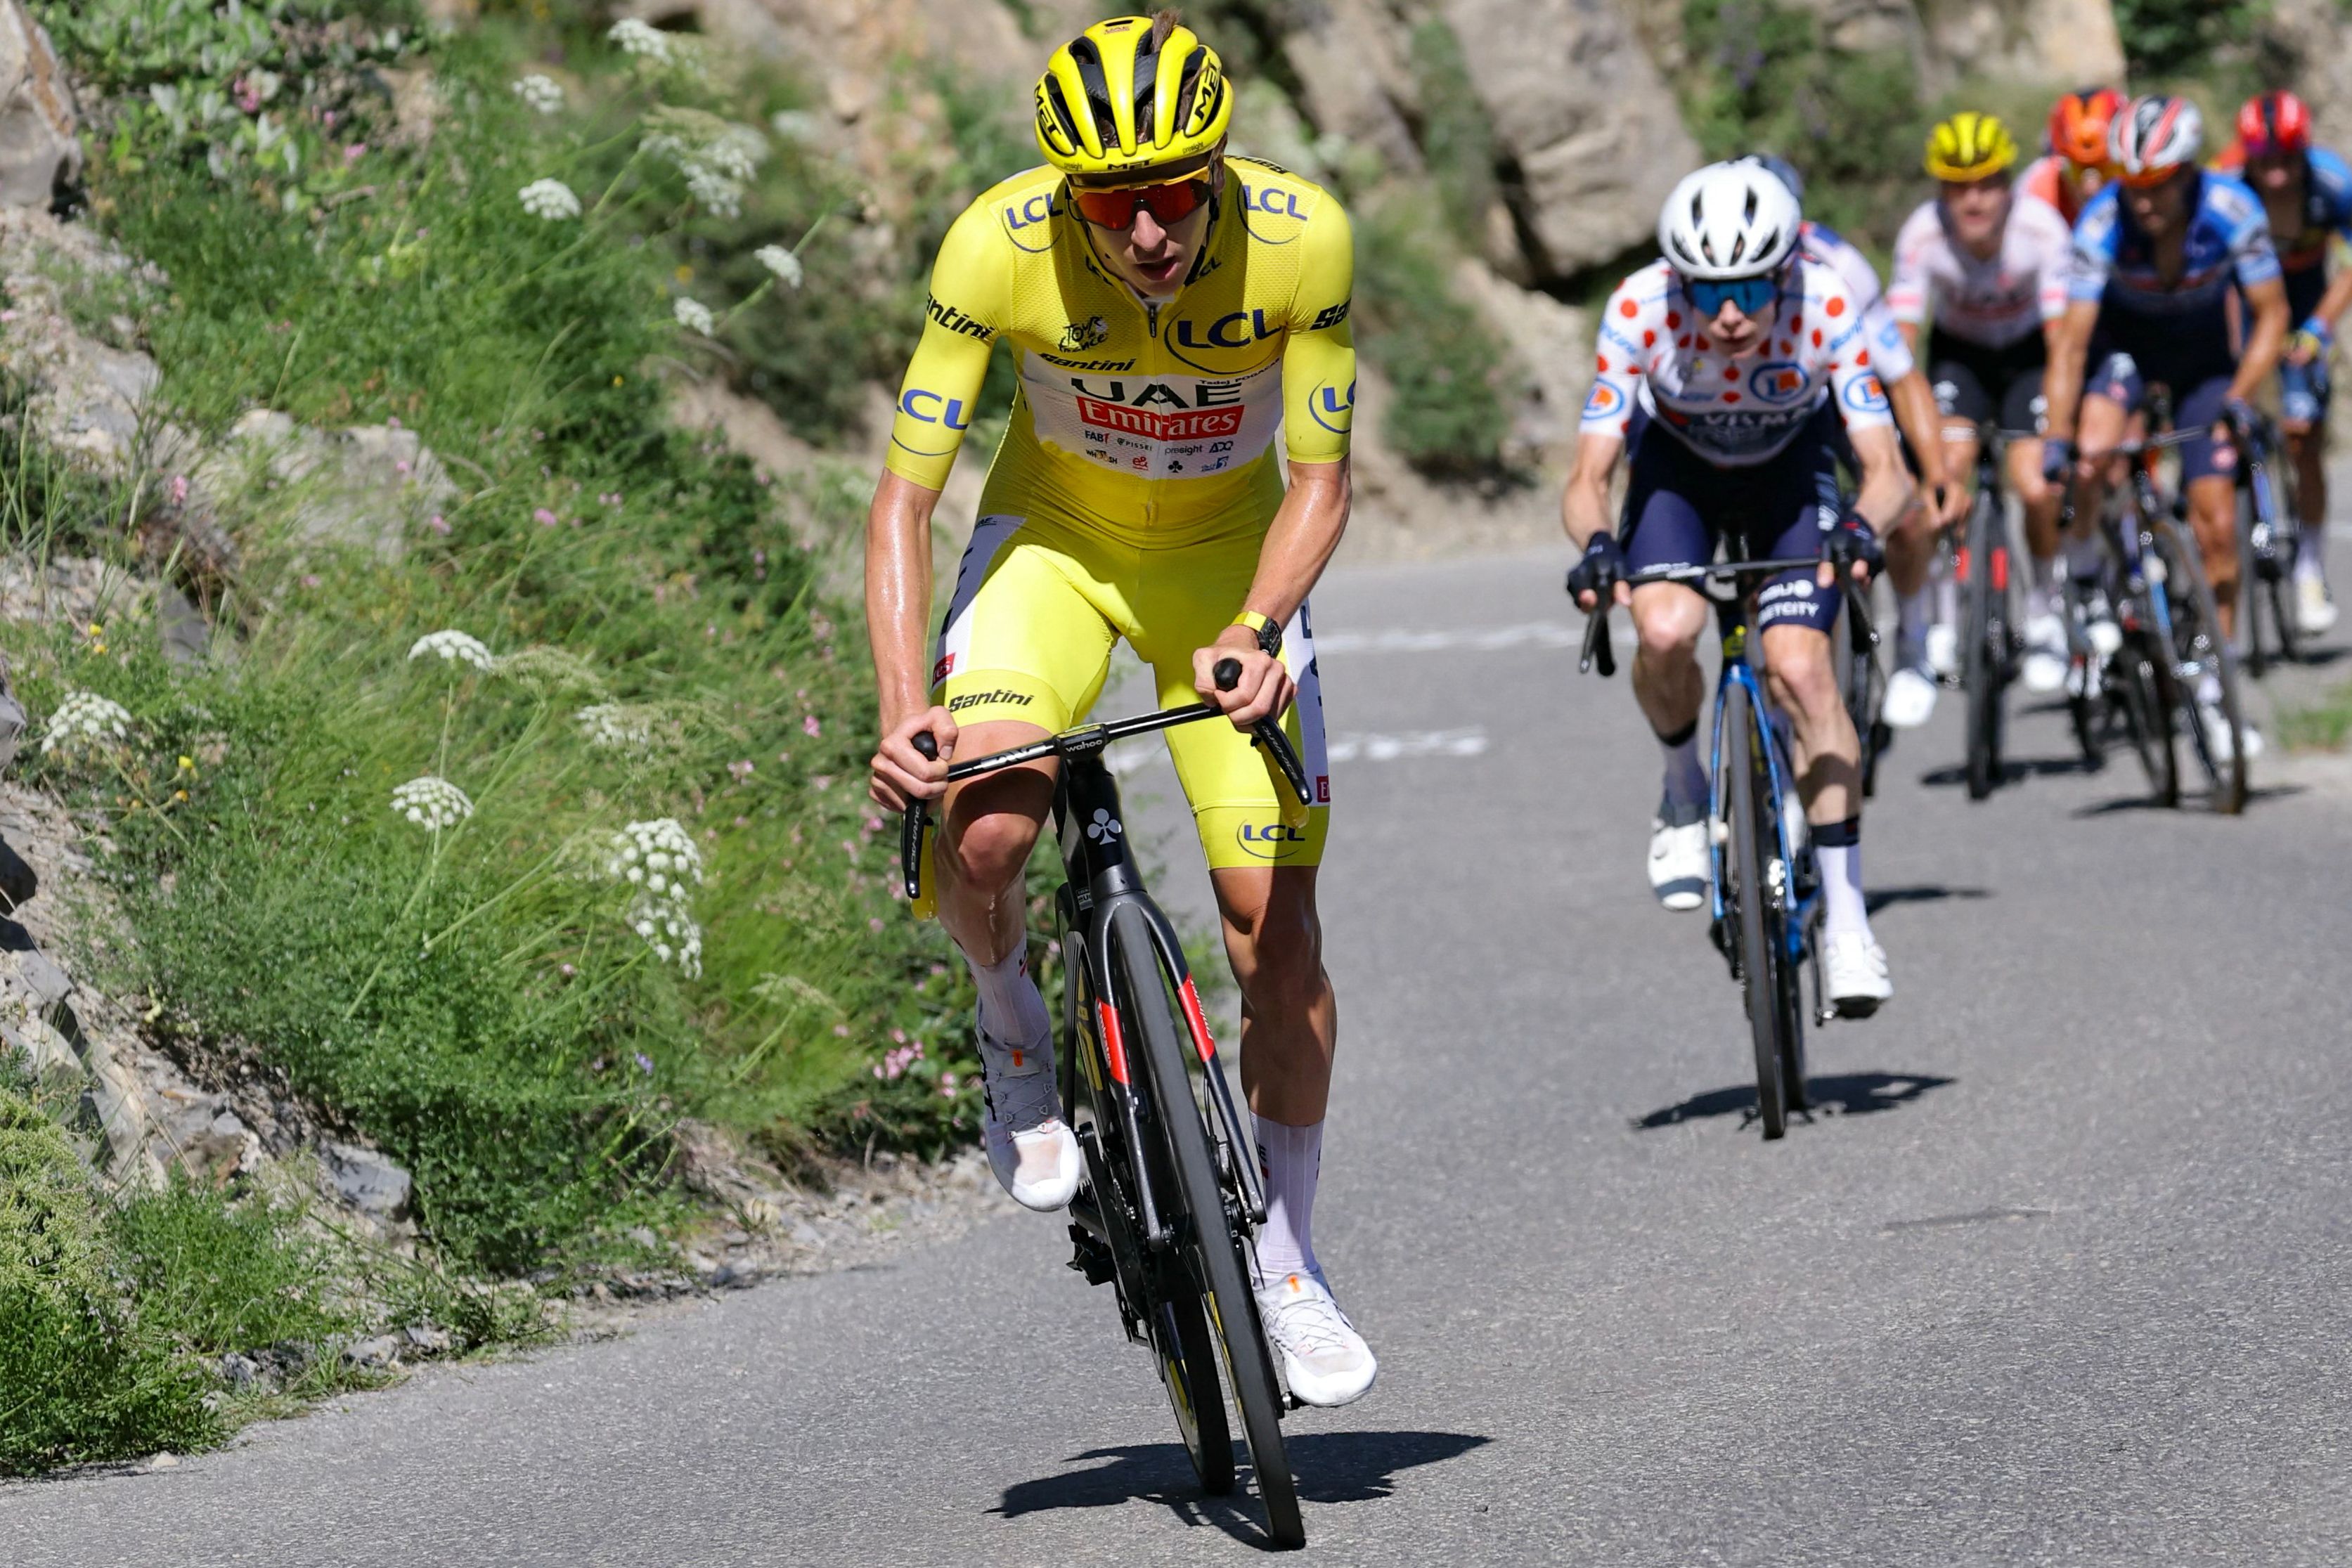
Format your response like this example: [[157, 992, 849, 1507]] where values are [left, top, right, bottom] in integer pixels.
[[1070, 176, 1213, 231], [1685, 273, 1781, 317]]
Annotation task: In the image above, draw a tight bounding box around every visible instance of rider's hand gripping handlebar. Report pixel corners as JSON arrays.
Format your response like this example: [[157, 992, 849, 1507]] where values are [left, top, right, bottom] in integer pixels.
[[896, 659, 1315, 915]]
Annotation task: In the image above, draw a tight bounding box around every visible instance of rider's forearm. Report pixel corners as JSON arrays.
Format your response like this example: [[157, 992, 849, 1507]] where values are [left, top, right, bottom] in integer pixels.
[[2313, 268, 2352, 335], [2232, 290, 2292, 403], [1236, 457, 1350, 629], [1890, 373, 1945, 485], [1561, 434, 1623, 547], [2041, 305, 2095, 441], [865, 469, 943, 727]]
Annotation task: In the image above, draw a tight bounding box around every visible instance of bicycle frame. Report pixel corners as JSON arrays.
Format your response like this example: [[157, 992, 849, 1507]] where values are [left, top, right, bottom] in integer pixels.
[[1705, 622, 1818, 990]]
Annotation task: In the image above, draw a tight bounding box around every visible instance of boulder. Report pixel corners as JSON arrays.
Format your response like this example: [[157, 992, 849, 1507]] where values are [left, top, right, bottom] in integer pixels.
[[321, 1139, 414, 1222], [1284, 0, 1428, 174], [1440, 0, 1700, 278], [1917, 0, 2124, 93], [2261, 0, 2352, 131], [0, 2, 77, 211]]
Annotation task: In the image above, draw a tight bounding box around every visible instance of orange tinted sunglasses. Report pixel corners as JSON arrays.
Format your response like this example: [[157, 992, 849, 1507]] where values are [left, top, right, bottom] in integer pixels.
[[1070, 177, 1212, 230]]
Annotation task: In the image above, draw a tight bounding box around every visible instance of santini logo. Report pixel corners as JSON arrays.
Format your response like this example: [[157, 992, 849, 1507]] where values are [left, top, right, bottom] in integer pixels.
[[947, 689, 1034, 713]]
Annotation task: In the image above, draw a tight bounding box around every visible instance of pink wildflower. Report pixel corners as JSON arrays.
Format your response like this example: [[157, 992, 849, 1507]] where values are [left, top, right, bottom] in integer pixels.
[[534, 507, 558, 526], [427, 514, 451, 535], [802, 714, 821, 737], [168, 474, 189, 506], [344, 143, 367, 164]]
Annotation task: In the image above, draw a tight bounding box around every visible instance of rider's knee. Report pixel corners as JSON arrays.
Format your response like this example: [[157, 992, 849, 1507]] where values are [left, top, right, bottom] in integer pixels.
[[1222, 879, 1326, 1006], [943, 809, 1039, 893], [1762, 636, 1838, 717], [1632, 599, 1706, 663]]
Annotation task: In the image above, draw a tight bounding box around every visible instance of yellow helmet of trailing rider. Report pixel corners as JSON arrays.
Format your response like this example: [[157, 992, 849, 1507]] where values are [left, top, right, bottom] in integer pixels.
[[1924, 111, 2021, 181], [1033, 15, 1232, 179]]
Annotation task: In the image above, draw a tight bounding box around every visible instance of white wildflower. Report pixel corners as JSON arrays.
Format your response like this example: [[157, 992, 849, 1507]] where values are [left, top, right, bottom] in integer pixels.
[[518, 178, 581, 221], [599, 818, 706, 977], [642, 109, 764, 218], [702, 124, 767, 183], [390, 775, 474, 832], [755, 245, 803, 289], [511, 74, 564, 115], [673, 297, 716, 335], [492, 644, 605, 696], [769, 110, 820, 144], [40, 691, 132, 757], [407, 629, 494, 670], [575, 702, 659, 753], [607, 18, 673, 63]]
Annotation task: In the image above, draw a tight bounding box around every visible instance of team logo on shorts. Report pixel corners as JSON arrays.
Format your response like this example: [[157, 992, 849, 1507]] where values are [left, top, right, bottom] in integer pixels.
[[1842, 373, 1890, 414], [1235, 820, 1311, 860], [1582, 381, 1625, 420], [1747, 361, 1808, 404]]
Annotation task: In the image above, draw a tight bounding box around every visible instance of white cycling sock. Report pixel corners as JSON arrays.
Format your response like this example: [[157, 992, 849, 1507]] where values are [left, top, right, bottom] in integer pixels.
[[967, 944, 1052, 1068], [1817, 842, 1871, 942], [1252, 1117, 1323, 1285], [2028, 553, 2060, 619], [2065, 532, 2105, 583], [2296, 519, 2327, 583], [1659, 726, 1707, 821]]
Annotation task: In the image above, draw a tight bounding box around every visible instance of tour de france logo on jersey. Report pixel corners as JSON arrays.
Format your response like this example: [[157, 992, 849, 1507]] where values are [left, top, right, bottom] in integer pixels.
[[1059, 316, 1109, 354], [1842, 373, 1890, 415], [1747, 361, 1808, 404]]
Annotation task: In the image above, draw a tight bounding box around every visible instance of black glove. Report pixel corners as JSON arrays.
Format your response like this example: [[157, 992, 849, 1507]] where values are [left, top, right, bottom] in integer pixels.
[[1566, 533, 1628, 604], [1822, 507, 1882, 578], [2041, 437, 2076, 486]]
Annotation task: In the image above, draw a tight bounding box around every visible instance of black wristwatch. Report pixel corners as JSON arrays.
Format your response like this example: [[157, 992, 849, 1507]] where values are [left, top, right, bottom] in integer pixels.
[[1232, 610, 1284, 659]]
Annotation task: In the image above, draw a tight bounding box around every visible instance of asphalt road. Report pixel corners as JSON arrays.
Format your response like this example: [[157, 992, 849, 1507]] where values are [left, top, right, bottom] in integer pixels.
[[10, 550, 2352, 1567]]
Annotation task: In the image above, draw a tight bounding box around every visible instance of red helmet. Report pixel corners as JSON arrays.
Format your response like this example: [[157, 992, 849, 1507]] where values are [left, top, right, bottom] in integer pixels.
[[2048, 86, 2124, 167], [2237, 90, 2313, 157]]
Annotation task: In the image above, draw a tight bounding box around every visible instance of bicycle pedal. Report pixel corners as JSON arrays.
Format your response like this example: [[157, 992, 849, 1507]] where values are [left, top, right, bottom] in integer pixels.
[[1066, 1224, 1117, 1287]]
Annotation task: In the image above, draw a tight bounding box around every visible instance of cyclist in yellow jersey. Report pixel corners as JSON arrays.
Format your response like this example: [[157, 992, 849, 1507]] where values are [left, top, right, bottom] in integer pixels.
[[864, 13, 1374, 1408]]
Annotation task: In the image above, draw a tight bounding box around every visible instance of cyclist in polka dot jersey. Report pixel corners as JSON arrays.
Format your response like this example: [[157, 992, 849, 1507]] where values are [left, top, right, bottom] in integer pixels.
[[1566, 162, 1913, 1015]]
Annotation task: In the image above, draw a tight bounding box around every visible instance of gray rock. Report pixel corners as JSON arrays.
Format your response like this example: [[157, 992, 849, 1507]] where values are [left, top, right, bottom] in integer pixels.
[[400, 1324, 452, 1354], [217, 1352, 265, 1389], [0, 2, 78, 210], [321, 1140, 413, 1221], [341, 1335, 401, 1369]]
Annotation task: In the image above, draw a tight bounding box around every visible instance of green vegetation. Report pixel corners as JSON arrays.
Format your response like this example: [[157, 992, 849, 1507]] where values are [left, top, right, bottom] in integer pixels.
[[1679, 0, 1925, 246], [2279, 680, 2352, 751], [1357, 198, 1512, 478], [1408, 19, 1500, 255], [2112, 0, 2268, 80]]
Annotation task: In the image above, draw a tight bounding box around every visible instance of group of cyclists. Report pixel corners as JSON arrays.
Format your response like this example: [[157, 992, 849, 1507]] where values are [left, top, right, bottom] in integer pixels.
[[862, 10, 2348, 1424]]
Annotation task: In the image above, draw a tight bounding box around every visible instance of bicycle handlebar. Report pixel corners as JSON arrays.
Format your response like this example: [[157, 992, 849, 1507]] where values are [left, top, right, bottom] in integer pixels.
[[898, 657, 1313, 901], [1572, 557, 1873, 677]]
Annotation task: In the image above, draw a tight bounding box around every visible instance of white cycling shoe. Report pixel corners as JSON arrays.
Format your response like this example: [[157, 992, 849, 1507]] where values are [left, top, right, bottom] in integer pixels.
[[1255, 1269, 1378, 1408], [2199, 704, 2266, 764], [1883, 665, 1939, 730], [1823, 932, 1892, 1018], [2298, 574, 2339, 635], [977, 1020, 1081, 1212], [1924, 623, 1960, 681], [2021, 614, 2069, 695], [1648, 810, 1710, 912]]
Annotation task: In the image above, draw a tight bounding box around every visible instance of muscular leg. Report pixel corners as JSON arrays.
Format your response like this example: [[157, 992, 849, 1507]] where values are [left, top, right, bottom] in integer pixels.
[[2286, 421, 2330, 583], [1213, 865, 1336, 1124], [1759, 622, 1860, 827], [1630, 582, 1710, 739], [2186, 473, 2239, 642], [934, 720, 1054, 964]]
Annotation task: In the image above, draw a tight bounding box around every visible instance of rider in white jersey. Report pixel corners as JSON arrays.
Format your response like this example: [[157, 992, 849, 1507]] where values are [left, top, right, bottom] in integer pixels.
[[1885, 112, 2078, 708], [1567, 162, 1912, 1013]]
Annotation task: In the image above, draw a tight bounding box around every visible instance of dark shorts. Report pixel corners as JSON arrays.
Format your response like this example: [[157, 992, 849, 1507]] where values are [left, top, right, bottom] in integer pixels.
[[2285, 261, 2328, 325], [1927, 330, 2047, 436], [2278, 265, 2333, 422], [1620, 401, 1844, 637], [2088, 354, 2237, 484]]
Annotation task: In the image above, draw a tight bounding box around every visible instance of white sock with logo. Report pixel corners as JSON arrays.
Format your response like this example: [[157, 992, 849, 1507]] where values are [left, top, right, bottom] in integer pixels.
[[1252, 1117, 1323, 1286], [2297, 515, 2327, 584], [967, 945, 1052, 1070]]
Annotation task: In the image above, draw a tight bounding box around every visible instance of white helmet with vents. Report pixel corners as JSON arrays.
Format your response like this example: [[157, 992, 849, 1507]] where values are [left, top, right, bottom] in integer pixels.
[[1657, 161, 1802, 280]]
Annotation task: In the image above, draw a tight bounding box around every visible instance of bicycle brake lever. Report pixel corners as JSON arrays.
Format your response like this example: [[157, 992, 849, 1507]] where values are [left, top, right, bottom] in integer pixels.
[[1579, 607, 1616, 678], [901, 732, 937, 902], [1253, 718, 1314, 808]]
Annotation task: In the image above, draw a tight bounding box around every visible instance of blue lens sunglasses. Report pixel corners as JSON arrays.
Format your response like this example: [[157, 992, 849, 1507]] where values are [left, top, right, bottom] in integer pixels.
[[1686, 273, 1781, 317]]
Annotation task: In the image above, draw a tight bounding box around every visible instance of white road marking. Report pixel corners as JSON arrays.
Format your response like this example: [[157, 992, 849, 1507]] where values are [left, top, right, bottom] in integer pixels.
[[1314, 621, 1587, 654], [1326, 728, 1489, 762]]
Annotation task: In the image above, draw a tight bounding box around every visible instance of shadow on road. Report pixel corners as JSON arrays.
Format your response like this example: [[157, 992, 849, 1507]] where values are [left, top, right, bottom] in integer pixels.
[[994, 1430, 1490, 1547], [1863, 884, 1989, 914], [1634, 1070, 1956, 1132], [2072, 782, 2307, 817]]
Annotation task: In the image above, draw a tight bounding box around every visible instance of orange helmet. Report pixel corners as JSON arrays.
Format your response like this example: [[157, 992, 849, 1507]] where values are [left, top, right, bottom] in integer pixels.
[[2048, 86, 2124, 167]]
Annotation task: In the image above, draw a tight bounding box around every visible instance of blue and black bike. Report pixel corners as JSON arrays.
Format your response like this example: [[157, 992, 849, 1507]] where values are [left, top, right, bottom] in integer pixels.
[[1576, 554, 1874, 1139]]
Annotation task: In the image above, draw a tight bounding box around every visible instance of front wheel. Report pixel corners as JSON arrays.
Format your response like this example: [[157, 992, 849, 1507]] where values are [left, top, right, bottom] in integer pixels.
[[2151, 519, 2249, 815], [1111, 905, 1304, 1549], [1722, 680, 1788, 1141], [1962, 493, 2008, 801]]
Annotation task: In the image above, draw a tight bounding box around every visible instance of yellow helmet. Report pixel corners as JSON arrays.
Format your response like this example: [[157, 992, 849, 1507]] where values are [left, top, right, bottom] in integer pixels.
[[1925, 111, 2020, 181], [1033, 15, 1232, 179]]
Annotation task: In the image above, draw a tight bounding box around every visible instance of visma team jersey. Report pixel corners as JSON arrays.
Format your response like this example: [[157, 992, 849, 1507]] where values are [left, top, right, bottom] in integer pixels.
[[1799, 221, 1915, 382], [884, 158, 1355, 544], [1582, 257, 1894, 467], [2209, 144, 2352, 273], [1885, 195, 2074, 349], [2068, 173, 2281, 317]]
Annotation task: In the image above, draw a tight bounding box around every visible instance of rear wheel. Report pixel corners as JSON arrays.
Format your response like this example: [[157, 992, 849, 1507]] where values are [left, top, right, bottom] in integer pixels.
[[1151, 1292, 1234, 1495], [1723, 680, 1788, 1141], [1963, 493, 2008, 801], [1111, 905, 1303, 1549]]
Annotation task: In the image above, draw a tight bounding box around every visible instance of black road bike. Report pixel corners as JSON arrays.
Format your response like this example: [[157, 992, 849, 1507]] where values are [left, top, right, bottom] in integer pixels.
[[900, 663, 1316, 1549], [2225, 405, 2302, 677], [1956, 426, 2031, 801], [1577, 553, 1876, 1139]]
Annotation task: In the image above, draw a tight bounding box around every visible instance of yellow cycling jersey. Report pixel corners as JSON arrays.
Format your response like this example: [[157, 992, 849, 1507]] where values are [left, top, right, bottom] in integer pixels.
[[884, 157, 1357, 544]]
